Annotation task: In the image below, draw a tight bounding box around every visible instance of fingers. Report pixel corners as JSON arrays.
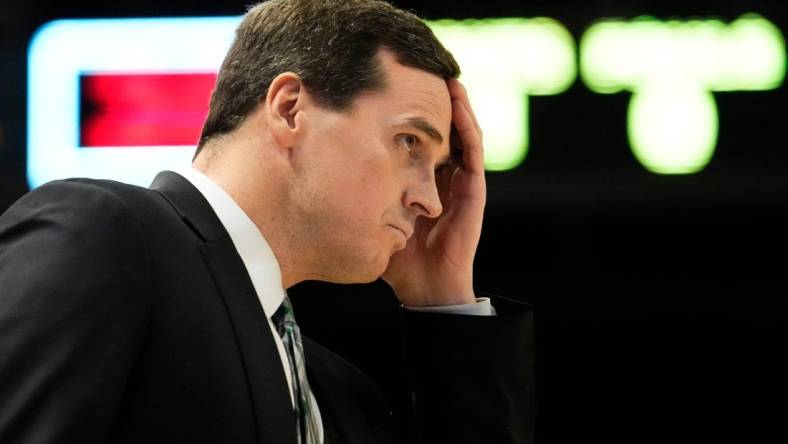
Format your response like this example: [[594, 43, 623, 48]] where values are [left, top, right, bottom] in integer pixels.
[[447, 79, 482, 137], [452, 100, 484, 175], [448, 79, 484, 176], [435, 160, 455, 210]]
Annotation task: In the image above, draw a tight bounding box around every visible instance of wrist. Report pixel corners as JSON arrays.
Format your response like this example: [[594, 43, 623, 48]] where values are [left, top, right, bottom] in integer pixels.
[[393, 282, 475, 307]]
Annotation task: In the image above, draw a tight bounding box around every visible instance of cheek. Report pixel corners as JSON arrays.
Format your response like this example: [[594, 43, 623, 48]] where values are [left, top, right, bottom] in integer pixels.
[[336, 171, 386, 219], [308, 124, 402, 219], [331, 160, 399, 230]]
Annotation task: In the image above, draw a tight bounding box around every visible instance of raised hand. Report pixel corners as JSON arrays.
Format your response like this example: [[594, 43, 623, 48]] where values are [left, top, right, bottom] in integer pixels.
[[382, 79, 487, 307]]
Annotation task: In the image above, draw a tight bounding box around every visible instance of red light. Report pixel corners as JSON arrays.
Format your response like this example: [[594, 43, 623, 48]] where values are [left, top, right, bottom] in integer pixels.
[[80, 73, 217, 147]]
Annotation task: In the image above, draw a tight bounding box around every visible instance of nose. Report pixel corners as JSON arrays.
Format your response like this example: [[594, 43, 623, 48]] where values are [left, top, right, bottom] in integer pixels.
[[404, 169, 443, 219]]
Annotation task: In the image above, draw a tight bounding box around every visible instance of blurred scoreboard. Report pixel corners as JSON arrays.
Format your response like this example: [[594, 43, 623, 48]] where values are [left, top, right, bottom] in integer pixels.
[[27, 15, 785, 188]]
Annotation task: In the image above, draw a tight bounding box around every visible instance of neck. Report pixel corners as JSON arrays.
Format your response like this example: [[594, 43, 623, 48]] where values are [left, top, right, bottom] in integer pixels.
[[192, 135, 306, 290]]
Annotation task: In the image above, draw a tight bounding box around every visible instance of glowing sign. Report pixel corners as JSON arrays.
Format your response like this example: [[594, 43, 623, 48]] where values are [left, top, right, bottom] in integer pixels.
[[27, 17, 239, 188], [80, 73, 217, 147], [428, 18, 576, 171], [581, 14, 786, 174], [27, 15, 786, 187]]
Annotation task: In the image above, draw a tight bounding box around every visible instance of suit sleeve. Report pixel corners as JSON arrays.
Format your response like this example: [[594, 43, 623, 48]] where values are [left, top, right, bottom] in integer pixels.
[[0, 180, 151, 444], [400, 294, 535, 444]]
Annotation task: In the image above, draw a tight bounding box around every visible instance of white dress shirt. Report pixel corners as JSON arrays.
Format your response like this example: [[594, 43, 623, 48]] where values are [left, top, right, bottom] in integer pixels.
[[176, 167, 495, 443]]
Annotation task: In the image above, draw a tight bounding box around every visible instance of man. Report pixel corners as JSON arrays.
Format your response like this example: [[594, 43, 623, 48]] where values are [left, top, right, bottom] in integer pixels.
[[0, 0, 534, 443]]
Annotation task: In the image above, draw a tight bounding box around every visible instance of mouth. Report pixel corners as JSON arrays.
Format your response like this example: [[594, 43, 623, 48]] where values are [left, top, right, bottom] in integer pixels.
[[387, 224, 412, 240]]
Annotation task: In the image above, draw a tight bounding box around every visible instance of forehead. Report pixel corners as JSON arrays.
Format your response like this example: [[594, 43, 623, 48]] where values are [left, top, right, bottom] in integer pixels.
[[356, 49, 452, 138]]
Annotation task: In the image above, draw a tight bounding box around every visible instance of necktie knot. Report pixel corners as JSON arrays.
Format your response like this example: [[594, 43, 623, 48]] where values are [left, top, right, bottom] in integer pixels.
[[273, 296, 297, 335]]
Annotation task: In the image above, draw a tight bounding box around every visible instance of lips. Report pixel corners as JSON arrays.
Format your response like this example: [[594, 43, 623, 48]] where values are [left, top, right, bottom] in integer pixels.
[[388, 224, 413, 240]]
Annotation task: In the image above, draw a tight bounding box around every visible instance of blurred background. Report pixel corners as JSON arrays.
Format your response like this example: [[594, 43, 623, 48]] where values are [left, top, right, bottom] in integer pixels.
[[2, 0, 787, 442]]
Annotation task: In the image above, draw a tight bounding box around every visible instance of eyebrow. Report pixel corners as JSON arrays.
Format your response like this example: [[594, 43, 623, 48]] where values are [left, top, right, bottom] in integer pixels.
[[403, 117, 451, 165], [404, 117, 443, 145]]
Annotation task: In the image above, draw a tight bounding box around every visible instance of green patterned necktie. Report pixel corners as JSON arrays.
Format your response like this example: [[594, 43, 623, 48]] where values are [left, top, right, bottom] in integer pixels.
[[273, 295, 321, 444]]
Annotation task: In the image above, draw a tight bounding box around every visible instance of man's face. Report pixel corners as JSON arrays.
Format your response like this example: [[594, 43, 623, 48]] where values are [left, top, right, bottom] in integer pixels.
[[286, 49, 453, 283]]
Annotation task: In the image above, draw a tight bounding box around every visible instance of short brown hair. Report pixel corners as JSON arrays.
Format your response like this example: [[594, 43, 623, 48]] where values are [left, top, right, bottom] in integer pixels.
[[195, 0, 460, 156]]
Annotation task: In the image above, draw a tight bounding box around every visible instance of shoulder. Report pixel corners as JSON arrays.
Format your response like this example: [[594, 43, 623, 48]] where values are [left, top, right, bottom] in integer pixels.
[[3, 178, 143, 218], [0, 178, 155, 340], [1, 178, 168, 239], [12, 177, 151, 213], [0, 178, 159, 276]]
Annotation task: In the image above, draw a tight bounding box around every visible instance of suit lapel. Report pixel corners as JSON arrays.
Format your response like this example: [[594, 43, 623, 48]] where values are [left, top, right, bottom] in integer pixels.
[[150, 171, 298, 444], [199, 243, 298, 444]]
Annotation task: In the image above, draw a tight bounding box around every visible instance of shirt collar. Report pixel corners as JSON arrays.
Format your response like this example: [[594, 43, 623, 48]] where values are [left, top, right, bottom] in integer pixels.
[[175, 167, 285, 319]]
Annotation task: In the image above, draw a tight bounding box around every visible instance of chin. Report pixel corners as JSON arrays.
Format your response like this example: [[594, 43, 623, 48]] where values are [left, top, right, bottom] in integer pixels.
[[317, 245, 391, 284], [338, 258, 389, 284], [326, 271, 381, 285]]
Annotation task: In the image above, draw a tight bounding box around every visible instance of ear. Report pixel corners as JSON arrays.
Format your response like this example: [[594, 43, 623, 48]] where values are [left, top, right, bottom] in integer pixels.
[[264, 72, 305, 154]]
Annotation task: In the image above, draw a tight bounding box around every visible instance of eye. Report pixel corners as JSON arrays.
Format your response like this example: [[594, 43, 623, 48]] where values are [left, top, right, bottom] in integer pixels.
[[398, 134, 418, 154]]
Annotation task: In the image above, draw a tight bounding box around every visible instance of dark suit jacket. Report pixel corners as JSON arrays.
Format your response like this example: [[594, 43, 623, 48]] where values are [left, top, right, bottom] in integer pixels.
[[0, 171, 534, 443]]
